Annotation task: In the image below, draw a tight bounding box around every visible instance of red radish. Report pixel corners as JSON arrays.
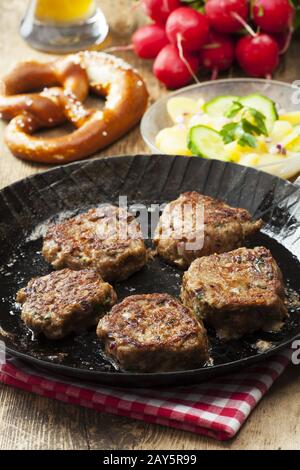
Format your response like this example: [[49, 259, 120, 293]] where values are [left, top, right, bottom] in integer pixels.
[[166, 7, 210, 52], [236, 34, 279, 78], [205, 0, 248, 33], [153, 44, 199, 89], [142, 0, 181, 24], [271, 30, 292, 55], [132, 24, 169, 59], [200, 32, 234, 79], [252, 0, 294, 33]]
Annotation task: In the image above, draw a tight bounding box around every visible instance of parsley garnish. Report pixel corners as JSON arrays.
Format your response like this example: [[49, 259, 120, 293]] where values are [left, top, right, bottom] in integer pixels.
[[221, 101, 268, 148], [226, 101, 244, 118], [220, 121, 257, 148]]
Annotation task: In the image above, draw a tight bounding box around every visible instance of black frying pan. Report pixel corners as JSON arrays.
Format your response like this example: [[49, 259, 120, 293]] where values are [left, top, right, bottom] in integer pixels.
[[0, 155, 299, 387]]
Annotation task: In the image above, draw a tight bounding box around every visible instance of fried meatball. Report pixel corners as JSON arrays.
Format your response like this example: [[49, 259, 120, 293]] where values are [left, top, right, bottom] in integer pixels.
[[181, 247, 288, 340], [42, 205, 147, 282], [16, 269, 117, 340], [154, 192, 263, 269], [97, 293, 209, 372]]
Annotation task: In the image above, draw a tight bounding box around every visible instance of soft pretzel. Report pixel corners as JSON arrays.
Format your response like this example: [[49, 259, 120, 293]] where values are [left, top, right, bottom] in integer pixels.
[[0, 52, 148, 164]]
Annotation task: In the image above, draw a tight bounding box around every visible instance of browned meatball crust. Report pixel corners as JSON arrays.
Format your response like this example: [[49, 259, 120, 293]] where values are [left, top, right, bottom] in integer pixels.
[[181, 246, 288, 340], [97, 293, 209, 372], [42, 205, 147, 282], [154, 192, 263, 269], [16, 269, 117, 340]]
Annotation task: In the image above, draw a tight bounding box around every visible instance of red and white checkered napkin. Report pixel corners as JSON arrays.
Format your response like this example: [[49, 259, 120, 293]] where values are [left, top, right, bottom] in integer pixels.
[[0, 351, 291, 441]]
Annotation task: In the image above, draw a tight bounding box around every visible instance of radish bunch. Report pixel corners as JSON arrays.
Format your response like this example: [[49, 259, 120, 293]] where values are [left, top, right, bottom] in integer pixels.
[[130, 0, 296, 89]]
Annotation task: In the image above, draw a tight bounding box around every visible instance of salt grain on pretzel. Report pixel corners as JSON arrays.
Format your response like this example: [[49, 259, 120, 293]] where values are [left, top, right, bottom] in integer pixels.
[[0, 52, 148, 164]]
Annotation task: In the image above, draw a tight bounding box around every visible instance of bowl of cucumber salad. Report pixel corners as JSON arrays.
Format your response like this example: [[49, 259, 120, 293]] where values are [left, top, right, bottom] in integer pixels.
[[141, 79, 300, 179]]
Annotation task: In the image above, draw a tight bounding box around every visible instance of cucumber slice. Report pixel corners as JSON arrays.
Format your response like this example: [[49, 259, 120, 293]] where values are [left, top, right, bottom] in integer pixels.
[[239, 94, 278, 133], [188, 125, 229, 161], [203, 95, 240, 118]]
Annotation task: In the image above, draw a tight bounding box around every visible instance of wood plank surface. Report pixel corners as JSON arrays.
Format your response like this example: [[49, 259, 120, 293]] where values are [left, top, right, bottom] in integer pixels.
[[0, 0, 299, 451]]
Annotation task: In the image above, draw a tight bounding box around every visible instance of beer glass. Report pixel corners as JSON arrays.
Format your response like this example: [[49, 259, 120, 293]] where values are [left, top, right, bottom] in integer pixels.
[[20, 0, 109, 53]]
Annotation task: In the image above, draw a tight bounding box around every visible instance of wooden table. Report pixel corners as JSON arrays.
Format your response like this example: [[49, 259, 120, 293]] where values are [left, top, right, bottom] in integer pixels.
[[0, 0, 300, 451]]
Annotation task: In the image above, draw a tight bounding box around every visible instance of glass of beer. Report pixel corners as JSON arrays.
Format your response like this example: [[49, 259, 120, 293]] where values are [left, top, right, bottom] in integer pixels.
[[20, 0, 109, 53]]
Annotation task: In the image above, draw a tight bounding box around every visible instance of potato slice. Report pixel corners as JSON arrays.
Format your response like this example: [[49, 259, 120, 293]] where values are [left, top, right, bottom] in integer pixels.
[[239, 154, 260, 167], [167, 97, 199, 124], [257, 153, 285, 166], [287, 137, 300, 152], [224, 142, 243, 162], [155, 126, 191, 156], [270, 121, 293, 142], [279, 112, 300, 126]]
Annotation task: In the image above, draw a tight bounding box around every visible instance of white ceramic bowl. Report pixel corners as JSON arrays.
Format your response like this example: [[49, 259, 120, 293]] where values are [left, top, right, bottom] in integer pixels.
[[141, 78, 300, 179]]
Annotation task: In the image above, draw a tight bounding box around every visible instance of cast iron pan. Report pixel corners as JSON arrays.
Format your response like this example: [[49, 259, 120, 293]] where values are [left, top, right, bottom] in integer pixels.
[[0, 155, 299, 387]]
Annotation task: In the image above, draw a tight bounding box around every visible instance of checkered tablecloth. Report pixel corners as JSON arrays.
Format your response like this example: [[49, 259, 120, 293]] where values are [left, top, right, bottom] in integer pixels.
[[0, 351, 291, 441]]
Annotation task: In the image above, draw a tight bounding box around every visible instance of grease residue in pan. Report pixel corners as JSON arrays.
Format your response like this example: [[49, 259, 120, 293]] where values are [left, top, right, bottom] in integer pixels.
[[0, 155, 299, 386], [1, 221, 299, 374]]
